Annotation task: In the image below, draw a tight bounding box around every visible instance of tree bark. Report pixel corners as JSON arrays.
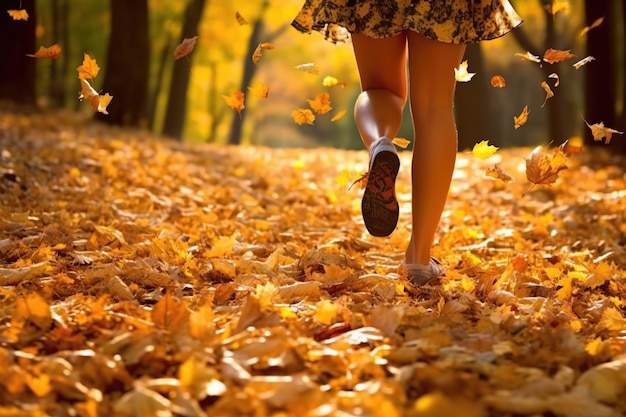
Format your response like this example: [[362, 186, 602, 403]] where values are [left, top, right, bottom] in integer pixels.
[[148, 34, 172, 130], [96, 0, 150, 127], [161, 0, 207, 140], [48, 0, 68, 107], [0, 0, 37, 107]]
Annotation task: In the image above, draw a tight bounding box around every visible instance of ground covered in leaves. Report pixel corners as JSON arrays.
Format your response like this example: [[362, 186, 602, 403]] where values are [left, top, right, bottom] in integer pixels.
[[1, 111, 625, 417]]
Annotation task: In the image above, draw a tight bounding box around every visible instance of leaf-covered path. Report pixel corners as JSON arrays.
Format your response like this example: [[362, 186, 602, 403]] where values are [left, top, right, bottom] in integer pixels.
[[1, 112, 625, 417]]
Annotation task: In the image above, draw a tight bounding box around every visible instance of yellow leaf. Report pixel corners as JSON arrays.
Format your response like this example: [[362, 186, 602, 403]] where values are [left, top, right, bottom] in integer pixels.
[[77, 53, 100, 80], [97, 93, 113, 115], [546, 0, 570, 15], [580, 16, 604, 37], [247, 84, 269, 99], [392, 137, 411, 148], [291, 108, 315, 125], [174, 36, 198, 60], [413, 391, 484, 417], [315, 299, 340, 325], [307, 92, 332, 115], [540, 81, 554, 108], [585, 262, 611, 288], [525, 145, 568, 187], [203, 233, 236, 258], [7, 9, 29, 21], [472, 140, 499, 159], [222, 91, 245, 117], [485, 165, 513, 183], [26, 44, 61, 59], [330, 109, 347, 122], [235, 11, 248, 25], [514, 105, 530, 129], [582, 117, 624, 145], [322, 76, 345, 87], [454, 60, 475, 82]]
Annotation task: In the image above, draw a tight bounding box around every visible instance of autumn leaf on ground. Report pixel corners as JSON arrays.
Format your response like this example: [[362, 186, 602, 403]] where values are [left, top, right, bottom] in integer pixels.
[[252, 42, 274, 64], [307, 92, 332, 115], [235, 11, 248, 25], [26, 44, 61, 59], [472, 140, 499, 159], [291, 109, 315, 125], [222, 91, 245, 117], [515, 51, 541, 63], [77, 53, 100, 80], [486, 165, 513, 183], [580, 16, 604, 37], [322, 76, 345, 88], [582, 117, 624, 145], [294, 63, 320, 75], [545, 0, 570, 15], [541, 81, 555, 107], [151, 292, 189, 332], [514, 105, 530, 129], [392, 137, 411, 149], [7, 9, 29, 20], [248, 84, 269, 99], [174, 36, 198, 60], [491, 75, 506, 88], [573, 56, 595, 69], [525, 145, 568, 190], [454, 60, 475, 82], [543, 48, 575, 64], [330, 109, 347, 122]]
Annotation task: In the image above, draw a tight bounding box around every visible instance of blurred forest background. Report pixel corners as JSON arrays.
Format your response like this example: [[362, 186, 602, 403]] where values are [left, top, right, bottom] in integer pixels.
[[1, 0, 624, 151]]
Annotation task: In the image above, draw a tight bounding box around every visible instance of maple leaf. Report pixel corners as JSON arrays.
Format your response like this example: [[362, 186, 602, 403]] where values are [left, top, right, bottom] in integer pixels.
[[486, 165, 513, 183], [97, 93, 114, 115], [7, 9, 29, 21], [540, 81, 555, 108], [174, 36, 198, 60], [330, 109, 347, 122], [294, 63, 320, 75], [78, 79, 99, 102], [573, 56, 595, 69], [472, 140, 499, 159], [26, 44, 62, 59], [222, 91, 245, 117], [76, 53, 100, 80], [515, 51, 541, 63], [490, 75, 506, 88], [392, 137, 411, 149], [543, 48, 575, 64], [582, 117, 624, 144], [235, 11, 248, 25], [525, 145, 568, 189], [454, 60, 475, 82], [291, 109, 315, 125], [307, 92, 332, 115], [580, 16, 604, 37], [514, 105, 530, 129], [252, 42, 274, 64]]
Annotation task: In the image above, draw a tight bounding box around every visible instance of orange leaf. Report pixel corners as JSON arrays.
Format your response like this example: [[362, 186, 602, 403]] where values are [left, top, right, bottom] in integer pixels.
[[580, 16, 604, 37], [582, 117, 624, 145], [545, 0, 570, 15], [514, 105, 530, 129], [291, 109, 315, 125], [252, 42, 274, 64], [330, 109, 347, 122], [151, 292, 189, 331], [490, 75, 506, 88], [485, 165, 513, 183], [543, 48, 575, 64], [78, 79, 99, 102], [7, 9, 29, 21], [247, 84, 269, 99], [26, 44, 61, 59], [76, 53, 100, 80], [174, 36, 198, 60], [540, 81, 554, 107], [307, 92, 332, 115], [525, 145, 568, 187], [235, 11, 248, 25], [222, 91, 245, 117], [392, 137, 411, 148], [96, 93, 114, 115]]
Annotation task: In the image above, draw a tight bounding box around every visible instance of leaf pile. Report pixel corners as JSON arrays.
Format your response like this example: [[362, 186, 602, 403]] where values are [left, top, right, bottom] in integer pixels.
[[1, 112, 626, 416]]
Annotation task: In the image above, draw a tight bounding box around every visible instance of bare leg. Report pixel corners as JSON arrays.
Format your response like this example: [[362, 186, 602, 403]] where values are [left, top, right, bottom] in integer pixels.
[[405, 32, 466, 265]]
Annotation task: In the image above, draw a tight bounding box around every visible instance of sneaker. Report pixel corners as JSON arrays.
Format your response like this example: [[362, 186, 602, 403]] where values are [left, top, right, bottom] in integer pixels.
[[404, 257, 445, 285], [362, 138, 400, 237]]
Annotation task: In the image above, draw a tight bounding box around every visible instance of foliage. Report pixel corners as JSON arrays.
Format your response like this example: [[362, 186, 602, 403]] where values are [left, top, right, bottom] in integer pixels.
[[1, 111, 626, 416]]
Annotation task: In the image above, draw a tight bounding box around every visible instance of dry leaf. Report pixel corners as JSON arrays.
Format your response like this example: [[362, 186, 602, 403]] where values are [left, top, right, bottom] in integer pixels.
[[548, 72, 560, 87], [235, 11, 248, 25], [294, 63, 320, 75], [543, 48, 575, 64], [491, 75, 506, 88], [454, 60, 475, 82], [307, 92, 332, 115], [582, 117, 624, 145], [222, 91, 245, 117], [7, 9, 29, 21], [247, 84, 269, 99], [322, 76, 345, 87], [330, 109, 347, 122], [515, 51, 541, 63], [573, 56, 596, 69], [174, 36, 199, 60], [77, 53, 100, 80], [472, 140, 499, 159], [525, 145, 568, 187], [392, 137, 411, 148], [252, 42, 274, 64], [514, 105, 530, 129], [580, 16, 605, 37], [545, 0, 570, 15], [26, 44, 61, 59], [291, 109, 315, 125], [541, 81, 555, 107], [151, 292, 189, 332], [486, 165, 513, 183], [97, 93, 114, 115]]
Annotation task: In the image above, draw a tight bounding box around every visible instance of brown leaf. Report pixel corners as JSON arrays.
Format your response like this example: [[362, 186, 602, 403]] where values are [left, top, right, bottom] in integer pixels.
[[514, 105, 530, 129], [151, 292, 189, 332], [543, 48, 575, 64], [174, 36, 199, 60], [26, 44, 62, 59], [525, 145, 568, 187]]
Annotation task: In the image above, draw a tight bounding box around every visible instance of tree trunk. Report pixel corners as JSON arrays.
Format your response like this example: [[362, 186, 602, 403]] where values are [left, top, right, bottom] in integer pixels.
[[48, 0, 68, 107], [96, 0, 150, 127], [619, 0, 626, 144], [161, 0, 207, 140], [455, 43, 493, 151], [148, 33, 172, 130], [0, 0, 37, 107]]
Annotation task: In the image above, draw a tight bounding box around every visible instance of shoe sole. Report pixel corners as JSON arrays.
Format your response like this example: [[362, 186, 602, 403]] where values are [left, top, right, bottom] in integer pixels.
[[362, 144, 400, 237]]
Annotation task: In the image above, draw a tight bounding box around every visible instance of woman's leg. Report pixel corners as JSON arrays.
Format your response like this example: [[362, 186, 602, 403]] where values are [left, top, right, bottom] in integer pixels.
[[405, 32, 466, 265]]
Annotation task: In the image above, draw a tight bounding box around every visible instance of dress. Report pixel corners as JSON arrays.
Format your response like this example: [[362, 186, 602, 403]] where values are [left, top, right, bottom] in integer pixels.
[[291, 0, 522, 44]]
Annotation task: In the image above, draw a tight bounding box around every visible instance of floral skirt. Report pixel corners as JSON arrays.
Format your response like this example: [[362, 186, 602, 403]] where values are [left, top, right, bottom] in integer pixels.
[[291, 0, 522, 44]]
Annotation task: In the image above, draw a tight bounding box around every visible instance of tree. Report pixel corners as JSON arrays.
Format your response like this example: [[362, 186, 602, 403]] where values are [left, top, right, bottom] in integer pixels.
[[96, 0, 149, 127], [161, 0, 207, 140], [47, 0, 69, 108], [0, 0, 37, 107]]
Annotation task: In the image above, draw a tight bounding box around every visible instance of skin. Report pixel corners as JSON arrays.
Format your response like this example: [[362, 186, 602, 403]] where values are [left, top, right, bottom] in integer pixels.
[[352, 31, 466, 266]]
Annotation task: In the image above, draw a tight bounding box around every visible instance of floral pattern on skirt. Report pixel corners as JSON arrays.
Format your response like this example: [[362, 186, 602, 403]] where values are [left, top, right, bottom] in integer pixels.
[[291, 0, 522, 44]]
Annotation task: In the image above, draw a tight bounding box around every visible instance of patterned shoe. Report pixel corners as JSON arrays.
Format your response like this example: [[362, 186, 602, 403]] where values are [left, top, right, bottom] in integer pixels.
[[404, 257, 446, 286], [362, 138, 400, 237]]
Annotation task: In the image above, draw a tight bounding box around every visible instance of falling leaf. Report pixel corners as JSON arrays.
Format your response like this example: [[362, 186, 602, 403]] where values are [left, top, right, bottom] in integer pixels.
[[322, 76, 345, 87], [78, 79, 99, 102], [235, 11, 248, 25], [543, 48, 575, 64], [525, 145, 568, 188], [582, 117, 624, 145], [222, 91, 245, 117], [96, 93, 113, 115], [26, 44, 61, 59], [252, 42, 274, 64], [491, 75, 506, 88], [580, 16, 604, 37], [548, 72, 560, 87], [472, 140, 499, 159], [454, 60, 475, 82], [515, 51, 541, 63], [247, 84, 269, 99], [294, 63, 320, 75], [7, 9, 29, 21], [392, 137, 411, 148], [174, 36, 198, 60], [541, 81, 555, 107], [330, 109, 347, 122], [307, 92, 332, 115], [514, 105, 530, 129], [486, 165, 513, 183], [76, 53, 100, 80], [545, 0, 570, 15], [291, 109, 315, 125], [573, 56, 595, 69]]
